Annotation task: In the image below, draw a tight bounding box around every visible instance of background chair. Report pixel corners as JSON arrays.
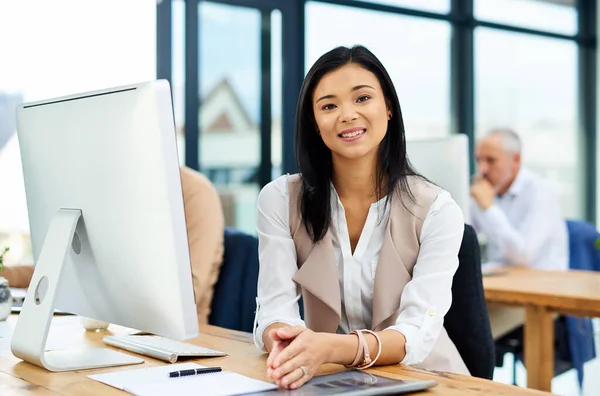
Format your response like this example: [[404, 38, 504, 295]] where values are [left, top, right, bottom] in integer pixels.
[[494, 219, 598, 388], [494, 315, 574, 385], [209, 227, 259, 333], [445, 224, 495, 379], [210, 224, 496, 380], [564, 220, 598, 387]]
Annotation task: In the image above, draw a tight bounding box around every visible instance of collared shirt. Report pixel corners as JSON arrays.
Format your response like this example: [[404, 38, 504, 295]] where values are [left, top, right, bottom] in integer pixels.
[[469, 168, 568, 271], [253, 175, 464, 366]]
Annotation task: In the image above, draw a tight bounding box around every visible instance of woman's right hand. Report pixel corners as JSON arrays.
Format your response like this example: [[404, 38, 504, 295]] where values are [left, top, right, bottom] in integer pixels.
[[266, 326, 306, 381]]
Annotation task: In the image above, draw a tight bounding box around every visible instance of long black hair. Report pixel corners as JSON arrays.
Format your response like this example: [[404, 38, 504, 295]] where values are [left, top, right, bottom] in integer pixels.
[[295, 45, 420, 243]]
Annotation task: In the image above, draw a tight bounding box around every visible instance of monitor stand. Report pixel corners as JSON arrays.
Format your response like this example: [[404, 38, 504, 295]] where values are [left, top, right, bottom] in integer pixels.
[[10, 209, 144, 372]]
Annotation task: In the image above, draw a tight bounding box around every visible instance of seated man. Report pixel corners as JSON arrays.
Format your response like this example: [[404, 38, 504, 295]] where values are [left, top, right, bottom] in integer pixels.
[[469, 128, 568, 338], [2, 166, 224, 325]]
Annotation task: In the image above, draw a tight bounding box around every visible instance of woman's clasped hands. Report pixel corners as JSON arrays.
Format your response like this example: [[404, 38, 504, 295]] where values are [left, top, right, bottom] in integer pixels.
[[266, 326, 333, 390]]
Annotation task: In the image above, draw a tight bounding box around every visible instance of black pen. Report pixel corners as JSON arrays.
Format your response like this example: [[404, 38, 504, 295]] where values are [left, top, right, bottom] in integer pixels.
[[168, 367, 222, 378]]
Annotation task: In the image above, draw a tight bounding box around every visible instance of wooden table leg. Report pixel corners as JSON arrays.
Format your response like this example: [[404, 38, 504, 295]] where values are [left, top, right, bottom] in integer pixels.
[[524, 305, 554, 392]]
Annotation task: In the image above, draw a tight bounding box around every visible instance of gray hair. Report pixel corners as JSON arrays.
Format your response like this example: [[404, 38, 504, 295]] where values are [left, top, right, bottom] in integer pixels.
[[486, 128, 522, 154]]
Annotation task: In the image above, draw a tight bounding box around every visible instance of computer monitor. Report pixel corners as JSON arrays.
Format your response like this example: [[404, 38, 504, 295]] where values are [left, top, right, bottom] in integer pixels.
[[11, 80, 198, 372], [406, 135, 471, 224]]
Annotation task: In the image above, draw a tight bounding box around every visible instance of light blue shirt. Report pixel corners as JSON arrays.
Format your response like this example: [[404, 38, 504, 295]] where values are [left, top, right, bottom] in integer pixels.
[[469, 168, 568, 271]]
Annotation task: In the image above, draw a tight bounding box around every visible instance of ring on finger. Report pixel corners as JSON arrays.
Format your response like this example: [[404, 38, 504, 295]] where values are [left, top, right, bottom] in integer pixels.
[[299, 366, 308, 377]]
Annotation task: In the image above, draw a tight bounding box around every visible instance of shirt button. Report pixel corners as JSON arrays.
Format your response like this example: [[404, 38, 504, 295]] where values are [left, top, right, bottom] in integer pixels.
[[428, 310, 435, 317]]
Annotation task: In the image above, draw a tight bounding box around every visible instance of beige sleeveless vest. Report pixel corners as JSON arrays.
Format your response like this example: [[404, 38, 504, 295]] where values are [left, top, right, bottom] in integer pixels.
[[287, 174, 469, 375]]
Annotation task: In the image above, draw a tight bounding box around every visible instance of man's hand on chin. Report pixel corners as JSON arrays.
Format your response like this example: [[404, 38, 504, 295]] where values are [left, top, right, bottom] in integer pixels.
[[470, 176, 495, 210]]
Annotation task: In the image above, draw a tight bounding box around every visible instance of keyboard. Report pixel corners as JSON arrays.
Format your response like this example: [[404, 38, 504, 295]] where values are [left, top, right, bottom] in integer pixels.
[[103, 335, 227, 363]]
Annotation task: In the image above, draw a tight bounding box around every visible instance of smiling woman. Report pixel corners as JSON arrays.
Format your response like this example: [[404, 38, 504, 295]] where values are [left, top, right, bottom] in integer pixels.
[[312, 67, 389, 162], [252, 45, 469, 390]]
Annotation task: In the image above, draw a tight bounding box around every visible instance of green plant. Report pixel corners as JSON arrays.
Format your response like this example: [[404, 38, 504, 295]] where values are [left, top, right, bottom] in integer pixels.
[[0, 247, 8, 273], [595, 237, 600, 249]]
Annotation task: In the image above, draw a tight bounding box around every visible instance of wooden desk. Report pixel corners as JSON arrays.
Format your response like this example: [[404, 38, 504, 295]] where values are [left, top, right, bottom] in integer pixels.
[[0, 315, 549, 395], [484, 267, 600, 392]]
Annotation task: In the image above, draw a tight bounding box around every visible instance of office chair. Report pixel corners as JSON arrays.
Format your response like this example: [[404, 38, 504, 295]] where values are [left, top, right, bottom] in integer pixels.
[[209, 227, 259, 333], [564, 220, 598, 387], [444, 224, 495, 380], [494, 316, 574, 386], [494, 219, 598, 388]]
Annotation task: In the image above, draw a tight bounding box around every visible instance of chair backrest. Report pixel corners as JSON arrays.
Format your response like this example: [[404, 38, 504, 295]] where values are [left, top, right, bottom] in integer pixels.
[[566, 219, 600, 272], [564, 219, 598, 386], [445, 224, 495, 379], [208, 227, 259, 333]]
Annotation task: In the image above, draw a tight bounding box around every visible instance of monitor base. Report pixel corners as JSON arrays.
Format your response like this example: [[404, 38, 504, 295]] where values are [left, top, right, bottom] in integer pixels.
[[10, 209, 144, 372], [43, 348, 143, 372]]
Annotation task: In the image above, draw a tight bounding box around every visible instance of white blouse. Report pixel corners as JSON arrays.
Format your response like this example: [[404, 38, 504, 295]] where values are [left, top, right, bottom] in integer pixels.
[[253, 175, 464, 366]]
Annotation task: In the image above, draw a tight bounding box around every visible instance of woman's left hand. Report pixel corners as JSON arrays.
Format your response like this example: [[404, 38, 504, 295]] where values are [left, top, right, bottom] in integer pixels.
[[268, 327, 332, 389]]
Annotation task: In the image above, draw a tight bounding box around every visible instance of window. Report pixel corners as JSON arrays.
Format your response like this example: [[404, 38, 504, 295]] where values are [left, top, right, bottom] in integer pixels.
[[0, 0, 156, 265], [271, 10, 283, 180], [475, 0, 577, 35], [198, 2, 260, 235], [306, 2, 451, 139], [475, 28, 580, 218], [359, 0, 449, 13], [197, 2, 282, 234]]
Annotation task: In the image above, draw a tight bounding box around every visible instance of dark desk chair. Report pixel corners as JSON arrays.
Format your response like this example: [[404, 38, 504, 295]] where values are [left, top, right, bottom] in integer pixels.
[[209, 227, 259, 333], [494, 316, 574, 385], [445, 224, 495, 380]]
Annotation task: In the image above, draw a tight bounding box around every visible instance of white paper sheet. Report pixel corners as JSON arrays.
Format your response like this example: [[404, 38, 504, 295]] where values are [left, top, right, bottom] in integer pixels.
[[88, 362, 277, 396]]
